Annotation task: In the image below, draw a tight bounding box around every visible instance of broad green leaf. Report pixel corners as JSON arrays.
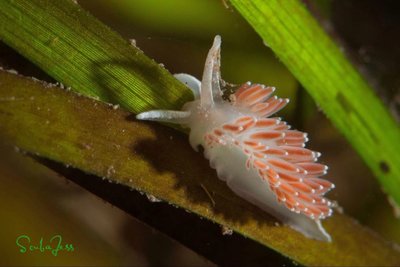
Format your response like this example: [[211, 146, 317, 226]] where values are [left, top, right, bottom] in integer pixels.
[[0, 70, 399, 266], [0, 0, 192, 113]]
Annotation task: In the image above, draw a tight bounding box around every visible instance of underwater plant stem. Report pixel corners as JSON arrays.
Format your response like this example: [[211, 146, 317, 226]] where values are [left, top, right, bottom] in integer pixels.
[[1, 68, 400, 267]]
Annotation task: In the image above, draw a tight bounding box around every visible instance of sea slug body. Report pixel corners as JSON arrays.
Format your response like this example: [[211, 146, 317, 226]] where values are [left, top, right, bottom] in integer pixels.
[[136, 35, 335, 242]]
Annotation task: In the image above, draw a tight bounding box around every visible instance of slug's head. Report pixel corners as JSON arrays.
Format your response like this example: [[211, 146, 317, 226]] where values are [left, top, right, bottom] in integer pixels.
[[136, 35, 224, 124]]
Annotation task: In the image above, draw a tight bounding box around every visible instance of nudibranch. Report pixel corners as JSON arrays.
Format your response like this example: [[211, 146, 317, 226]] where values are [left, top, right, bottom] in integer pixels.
[[136, 35, 335, 242]]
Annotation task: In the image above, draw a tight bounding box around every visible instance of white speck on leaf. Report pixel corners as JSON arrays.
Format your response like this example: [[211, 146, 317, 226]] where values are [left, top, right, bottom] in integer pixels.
[[7, 69, 18, 75], [388, 196, 400, 218], [146, 194, 162, 203], [221, 225, 233, 236], [106, 165, 116, 177]]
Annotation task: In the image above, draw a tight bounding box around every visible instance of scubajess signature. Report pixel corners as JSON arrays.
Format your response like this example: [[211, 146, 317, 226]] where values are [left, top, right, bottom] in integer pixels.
[[16, 234, 74, 256]]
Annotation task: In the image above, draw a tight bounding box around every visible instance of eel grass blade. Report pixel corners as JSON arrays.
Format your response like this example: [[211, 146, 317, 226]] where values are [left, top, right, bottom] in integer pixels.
[[0, 70, 399, 266], [0, 0, 192, 113]]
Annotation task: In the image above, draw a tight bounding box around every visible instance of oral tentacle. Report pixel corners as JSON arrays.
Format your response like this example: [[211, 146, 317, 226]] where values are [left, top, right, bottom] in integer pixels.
[[136, 110, 191, 124]]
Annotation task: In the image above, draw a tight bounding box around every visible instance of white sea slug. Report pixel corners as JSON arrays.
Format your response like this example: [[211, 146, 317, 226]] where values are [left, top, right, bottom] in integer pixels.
[[136, 35, 335, 242]]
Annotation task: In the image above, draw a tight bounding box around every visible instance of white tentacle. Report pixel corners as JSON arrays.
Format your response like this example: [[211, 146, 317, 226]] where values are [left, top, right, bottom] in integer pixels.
[[200, 35, 222, 108], [174, 73, 201, 99], [136, 110, 190, 124]]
